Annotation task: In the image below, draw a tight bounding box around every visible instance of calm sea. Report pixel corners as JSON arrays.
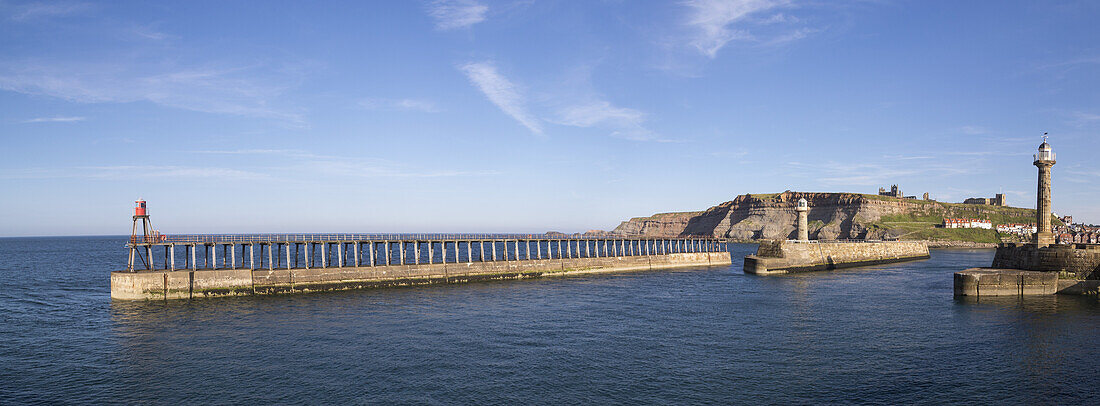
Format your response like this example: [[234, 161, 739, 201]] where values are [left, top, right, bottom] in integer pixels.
[[1, 236, 1099, 404]]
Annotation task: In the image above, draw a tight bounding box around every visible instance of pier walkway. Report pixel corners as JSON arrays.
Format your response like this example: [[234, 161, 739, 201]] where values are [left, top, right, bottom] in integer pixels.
[[126, 234, 729, 273], [114, 234, 732, 300]]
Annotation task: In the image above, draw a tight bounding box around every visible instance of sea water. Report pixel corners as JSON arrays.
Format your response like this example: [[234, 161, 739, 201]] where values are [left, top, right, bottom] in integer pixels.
[[1, 237, 1098, 404]]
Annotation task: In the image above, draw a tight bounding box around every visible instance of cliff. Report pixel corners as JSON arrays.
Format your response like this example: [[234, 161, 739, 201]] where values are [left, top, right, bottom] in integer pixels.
[[609, 211, 702, 237], [610, 191, 1045, 243]]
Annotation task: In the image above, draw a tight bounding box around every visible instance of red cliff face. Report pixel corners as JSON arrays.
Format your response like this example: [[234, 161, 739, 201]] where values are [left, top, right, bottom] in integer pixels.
[[611, 192, 945, 240]]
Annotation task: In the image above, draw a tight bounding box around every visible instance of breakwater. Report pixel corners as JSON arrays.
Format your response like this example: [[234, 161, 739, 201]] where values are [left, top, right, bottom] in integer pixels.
[[112, 235, 731, 300], [953, 243, 1100, 297], [743, 240, 930, 275]]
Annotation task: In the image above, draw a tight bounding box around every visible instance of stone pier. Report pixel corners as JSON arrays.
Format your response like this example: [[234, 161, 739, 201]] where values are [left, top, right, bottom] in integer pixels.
[[743, 240, 930, 275], [114, 234, 732, 301]]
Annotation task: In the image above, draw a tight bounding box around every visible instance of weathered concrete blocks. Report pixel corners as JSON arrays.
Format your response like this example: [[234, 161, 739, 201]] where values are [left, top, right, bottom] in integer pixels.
[[953, 268, 1057, 296]]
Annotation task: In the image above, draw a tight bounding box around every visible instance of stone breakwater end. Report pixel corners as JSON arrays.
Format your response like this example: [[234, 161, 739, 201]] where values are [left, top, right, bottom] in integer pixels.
[[952, 243, 1100, 297], [742, 240, 930, 275], [953, 268, 1058, 296], [111, 252, 732, 301]]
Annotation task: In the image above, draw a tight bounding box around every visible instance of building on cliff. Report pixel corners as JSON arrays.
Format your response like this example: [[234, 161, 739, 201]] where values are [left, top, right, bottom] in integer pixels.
[[943, 218, 992, 229], [963, 194, 1006, 206], [995, 223, 1036, 236], [877, 184, 921, 199]]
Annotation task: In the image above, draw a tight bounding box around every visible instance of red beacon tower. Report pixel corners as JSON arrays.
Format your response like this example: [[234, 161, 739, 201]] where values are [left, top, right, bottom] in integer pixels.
[[128, 199, 165, 271], [134, 200, 147, 217], [131, 199, 154, 243]]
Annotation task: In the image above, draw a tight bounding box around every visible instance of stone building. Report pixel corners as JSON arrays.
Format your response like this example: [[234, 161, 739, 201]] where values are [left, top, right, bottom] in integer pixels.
[[963, 193, 1006, 206], [878, 185, 902, 197], [877, 185, 922, 199]]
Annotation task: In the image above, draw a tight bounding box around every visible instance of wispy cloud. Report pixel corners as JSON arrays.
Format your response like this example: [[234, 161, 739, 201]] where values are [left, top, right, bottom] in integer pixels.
[[427, 0, 487, 30], [0, 165, 268, 181], [787, 158, 980, 187], [1067, 169, 1100, 178], [1034, 56, 1100, 71], [359, 98, 440, 113], [192, 149, 302, 156], [958, 125, 988, 135], [131, 24, 174, 41], [1067, 111, 1100, 126], [554, 100, 663, 141], [83, 166, 269, 180], [0, 60, 306, 124], [5, 2, 92, 22], [459, 61, 542, 134], [193, 149, 502, 178], [21, 116, 85, 123], [882, 154, 933, 160], [683, 0, 792, 58]]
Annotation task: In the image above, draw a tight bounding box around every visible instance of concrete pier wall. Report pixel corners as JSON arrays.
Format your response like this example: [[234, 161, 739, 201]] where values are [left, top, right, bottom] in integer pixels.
[[953, 268, 1058, 296], [111, 252, 731, 300], [743, 240, 930, 275]]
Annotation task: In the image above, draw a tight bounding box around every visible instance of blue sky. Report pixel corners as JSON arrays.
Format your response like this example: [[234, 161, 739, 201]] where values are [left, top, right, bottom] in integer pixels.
[[1, 0, 1098, 237]]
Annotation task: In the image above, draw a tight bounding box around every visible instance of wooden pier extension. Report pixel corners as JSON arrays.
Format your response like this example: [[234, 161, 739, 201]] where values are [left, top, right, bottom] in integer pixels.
[[113, 234, 732, 300]]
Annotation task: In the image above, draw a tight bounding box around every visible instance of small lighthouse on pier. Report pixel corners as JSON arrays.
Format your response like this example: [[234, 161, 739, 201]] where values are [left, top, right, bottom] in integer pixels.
[[131, 199, 154, 243], [128, 199, 159, 271], [796, 198, 809, 242], [1033, 135, 1056, 246]]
